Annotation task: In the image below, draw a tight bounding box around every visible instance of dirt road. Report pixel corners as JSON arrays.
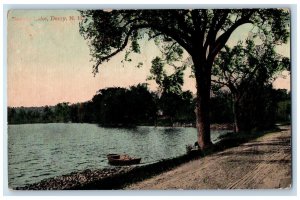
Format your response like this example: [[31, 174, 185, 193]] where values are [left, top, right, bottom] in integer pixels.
[[127, 127, 292, 189]]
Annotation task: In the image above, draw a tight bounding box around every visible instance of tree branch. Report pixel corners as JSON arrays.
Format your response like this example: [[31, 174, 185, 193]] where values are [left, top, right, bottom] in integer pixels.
[[148, 32, 164, 40], [191, 10, 201, 32], [204, 10, 230, 51], [175, 10, 193, 34], [238, 63, 261, 92], [211, 79, 229, 87], [93, 21, 193, 73], [152, 25, 193, 54], [93, 25, 147, 72], [208, 11, 255, 62]]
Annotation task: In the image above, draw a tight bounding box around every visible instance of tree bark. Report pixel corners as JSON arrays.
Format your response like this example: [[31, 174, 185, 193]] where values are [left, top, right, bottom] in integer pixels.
[[193, 57, 213, 150], [232, 94, 240, 133]]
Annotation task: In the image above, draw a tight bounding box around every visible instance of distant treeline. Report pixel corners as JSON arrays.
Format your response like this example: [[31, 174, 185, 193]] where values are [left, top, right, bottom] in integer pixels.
[[7, 83, 290, 129]]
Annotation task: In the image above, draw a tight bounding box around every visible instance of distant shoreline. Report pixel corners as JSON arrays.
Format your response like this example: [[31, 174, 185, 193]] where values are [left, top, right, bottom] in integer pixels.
[[7, 122, 234, 130]]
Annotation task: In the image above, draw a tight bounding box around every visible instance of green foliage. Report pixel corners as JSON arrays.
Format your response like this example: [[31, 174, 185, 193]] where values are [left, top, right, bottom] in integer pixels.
[[128, 84, 158, 123], [54, 102, 71, 123], [147, 54, 193, 125], [92, 84, 157, 126], [148, 57, 165, 87], [213, 39, 289, 91], [7, 108, 16, 124], [8, 107, 42, 124], [96, 87, 129, 125], [276, 100, 291, 123], [148, 56, 186, 94], [7, 87, 289, 127], [7, 84, 193, 126], [210, 91, 233, 124], [159, 90, 195, 124], [273, 89, 291, 123], [131, 39, 141, 54], [42, 106, 54, 122], [79, 9, 289, 75], [237, 83, 279, 131], [212, 37, 290, 132]]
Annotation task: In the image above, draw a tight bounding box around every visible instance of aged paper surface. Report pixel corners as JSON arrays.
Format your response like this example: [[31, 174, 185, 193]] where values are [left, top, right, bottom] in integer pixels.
[[7, 9, 291, 190]]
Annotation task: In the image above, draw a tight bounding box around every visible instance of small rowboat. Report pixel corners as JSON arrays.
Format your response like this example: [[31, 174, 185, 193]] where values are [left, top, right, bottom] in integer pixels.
[[107, 154, 141, 166]]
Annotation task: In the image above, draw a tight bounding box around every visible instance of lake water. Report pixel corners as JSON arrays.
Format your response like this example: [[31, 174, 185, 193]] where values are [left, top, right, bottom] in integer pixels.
[[8, 123, 229, 188]]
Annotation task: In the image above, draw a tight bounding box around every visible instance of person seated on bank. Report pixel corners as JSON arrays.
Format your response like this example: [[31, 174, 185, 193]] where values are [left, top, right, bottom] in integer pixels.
[[194, 141, 200, 149]]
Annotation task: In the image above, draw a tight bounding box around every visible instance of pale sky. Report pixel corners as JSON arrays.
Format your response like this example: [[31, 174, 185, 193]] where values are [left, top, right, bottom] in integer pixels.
[[7, 10, 291, 107]]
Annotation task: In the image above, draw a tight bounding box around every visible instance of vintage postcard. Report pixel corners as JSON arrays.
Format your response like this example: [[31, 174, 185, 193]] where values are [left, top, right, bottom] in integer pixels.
[[7, 9, 291, 190]]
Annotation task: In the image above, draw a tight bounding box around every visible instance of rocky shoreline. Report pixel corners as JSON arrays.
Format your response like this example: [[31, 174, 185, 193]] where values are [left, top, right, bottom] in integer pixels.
[[15, 153, 202, 190], [15, 167, 135, 190]]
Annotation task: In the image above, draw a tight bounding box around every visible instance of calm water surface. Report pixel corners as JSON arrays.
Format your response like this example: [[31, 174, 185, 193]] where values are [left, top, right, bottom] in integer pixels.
[[8, 123, 229, 188]]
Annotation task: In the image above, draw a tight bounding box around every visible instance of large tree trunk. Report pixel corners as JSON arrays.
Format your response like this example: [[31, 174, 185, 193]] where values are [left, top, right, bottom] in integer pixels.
[[193, 58, 213, 150]]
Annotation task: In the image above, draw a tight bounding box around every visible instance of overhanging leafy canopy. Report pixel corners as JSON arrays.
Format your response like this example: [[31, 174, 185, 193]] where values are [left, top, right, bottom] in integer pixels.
[[79, 9, 289, 75]]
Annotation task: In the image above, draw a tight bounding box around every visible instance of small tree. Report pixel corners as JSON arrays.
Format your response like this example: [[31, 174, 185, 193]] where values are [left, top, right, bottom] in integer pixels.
[[212, 39, 289, 132]]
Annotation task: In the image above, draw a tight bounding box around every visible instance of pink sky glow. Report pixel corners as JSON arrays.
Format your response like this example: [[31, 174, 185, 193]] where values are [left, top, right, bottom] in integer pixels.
[[7, 10, 291, 107]]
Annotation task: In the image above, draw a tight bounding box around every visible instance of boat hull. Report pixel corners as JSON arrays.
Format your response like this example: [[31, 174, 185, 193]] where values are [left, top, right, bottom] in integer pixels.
[[107, 154, 141, 166]]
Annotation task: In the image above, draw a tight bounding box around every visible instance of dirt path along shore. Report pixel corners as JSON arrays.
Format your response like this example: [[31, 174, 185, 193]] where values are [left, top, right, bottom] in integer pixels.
[[127, 127, 291, 189]]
